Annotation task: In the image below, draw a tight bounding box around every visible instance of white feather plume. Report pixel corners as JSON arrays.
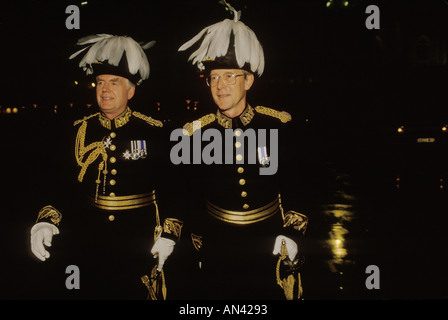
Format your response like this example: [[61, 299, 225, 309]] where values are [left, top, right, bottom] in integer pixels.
[[178, 2, 264, 76], [69, 34, 155, 82]]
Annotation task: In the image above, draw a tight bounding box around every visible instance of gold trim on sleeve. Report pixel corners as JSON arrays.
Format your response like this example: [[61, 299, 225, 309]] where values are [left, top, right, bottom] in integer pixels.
[[36, 205, 62, 226], [191, 233, 203, 251], [283, 211, 308, 234], [163, 218, 183, 240]]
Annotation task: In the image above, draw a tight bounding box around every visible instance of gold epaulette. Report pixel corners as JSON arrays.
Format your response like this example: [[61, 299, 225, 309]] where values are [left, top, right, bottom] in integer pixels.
[[132, 111, 163, 127], [254, 106, 292, 123], [73, 112, 100, 127], [182, 113, 216, 136]]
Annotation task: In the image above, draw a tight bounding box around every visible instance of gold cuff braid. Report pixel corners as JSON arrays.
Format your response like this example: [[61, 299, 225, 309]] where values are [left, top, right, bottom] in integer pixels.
[[191, 233, 203, 251], [36, 205, 62, 226], [162, 218, 183, 240], [283, 211, 308, 234]]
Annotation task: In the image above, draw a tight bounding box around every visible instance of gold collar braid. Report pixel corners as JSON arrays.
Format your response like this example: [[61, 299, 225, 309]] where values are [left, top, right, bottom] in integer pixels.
[[98, 107, 133, 129], [216, 104, 255, 129]]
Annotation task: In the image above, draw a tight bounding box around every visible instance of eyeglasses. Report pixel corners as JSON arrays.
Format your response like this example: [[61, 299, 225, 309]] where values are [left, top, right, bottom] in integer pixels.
[[206, 73, 245, 87]]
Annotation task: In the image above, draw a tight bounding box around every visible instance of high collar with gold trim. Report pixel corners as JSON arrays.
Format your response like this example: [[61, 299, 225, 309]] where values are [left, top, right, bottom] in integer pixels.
[[216, 105, 255, 129], [98, 106, 133, 130]]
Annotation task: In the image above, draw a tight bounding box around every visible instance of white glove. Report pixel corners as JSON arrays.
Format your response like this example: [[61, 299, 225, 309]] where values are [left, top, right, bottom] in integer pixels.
[[273, 235, 298, 261], [30, 222, 59, 261], [151, 237, 175, 271]]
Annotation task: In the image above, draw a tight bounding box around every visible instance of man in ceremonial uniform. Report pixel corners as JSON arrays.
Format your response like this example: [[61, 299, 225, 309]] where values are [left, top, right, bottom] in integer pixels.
[[29, 34, 182, 299], [167, 1, 309, 300]]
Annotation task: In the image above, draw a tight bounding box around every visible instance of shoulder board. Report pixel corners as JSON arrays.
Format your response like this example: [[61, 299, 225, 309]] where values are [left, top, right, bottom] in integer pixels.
[[73, 112, 100, 126], [182, 113, 216, 136], [132, 111, 163, 127], [254, 106, 292, 123]]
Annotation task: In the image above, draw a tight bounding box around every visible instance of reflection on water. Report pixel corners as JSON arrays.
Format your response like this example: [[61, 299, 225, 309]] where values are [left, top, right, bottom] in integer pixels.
[[322, 203, 355, 273], [321, 181, 357, 274]]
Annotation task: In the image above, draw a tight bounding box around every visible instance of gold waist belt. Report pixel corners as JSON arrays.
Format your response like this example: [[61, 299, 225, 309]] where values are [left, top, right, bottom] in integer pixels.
[[206, 196, 280, 225], [91, 191, 156, 211]]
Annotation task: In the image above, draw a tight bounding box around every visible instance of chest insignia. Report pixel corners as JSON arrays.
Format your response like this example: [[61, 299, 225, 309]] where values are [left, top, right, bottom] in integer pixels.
[[257, 146, 270, 167], [123, 140, 147, 160]]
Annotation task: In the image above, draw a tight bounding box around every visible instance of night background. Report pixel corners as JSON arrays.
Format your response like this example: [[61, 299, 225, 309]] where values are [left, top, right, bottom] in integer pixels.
[[1, 0, 448, 302]]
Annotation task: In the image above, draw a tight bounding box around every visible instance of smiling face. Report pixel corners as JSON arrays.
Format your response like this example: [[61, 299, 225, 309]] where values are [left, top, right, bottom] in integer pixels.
[[209, 69, 254, 118], [96, 74, 135, 119]]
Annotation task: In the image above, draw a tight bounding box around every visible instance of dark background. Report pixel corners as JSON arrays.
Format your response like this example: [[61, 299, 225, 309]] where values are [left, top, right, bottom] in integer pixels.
[[1, 0, 448, 302]]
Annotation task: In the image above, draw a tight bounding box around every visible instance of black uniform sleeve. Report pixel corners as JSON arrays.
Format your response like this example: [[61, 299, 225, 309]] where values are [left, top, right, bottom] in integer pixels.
[[31, 117, 78, 228], [276, 117, 312, 240], [153, 124, 187, 243]]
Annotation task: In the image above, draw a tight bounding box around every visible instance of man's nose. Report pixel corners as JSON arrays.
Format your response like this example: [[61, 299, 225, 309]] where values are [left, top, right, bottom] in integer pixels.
[[102, 83, 111, 92], [216, 76, 226, 89]]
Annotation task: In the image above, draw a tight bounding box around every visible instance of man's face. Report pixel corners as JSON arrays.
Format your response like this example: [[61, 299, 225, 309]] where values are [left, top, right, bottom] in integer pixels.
[[96, 74, 135, 119], [209, 69, 254, 117]]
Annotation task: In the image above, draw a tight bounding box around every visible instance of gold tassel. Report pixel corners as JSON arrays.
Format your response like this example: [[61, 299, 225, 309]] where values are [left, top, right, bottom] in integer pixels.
[[276, 240, 304, 300], [141, 266, 167, 300], [141, 200, 167, 300]]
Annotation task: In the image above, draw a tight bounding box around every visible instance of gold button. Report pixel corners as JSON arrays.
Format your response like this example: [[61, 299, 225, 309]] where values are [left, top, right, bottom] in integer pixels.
[[237, 167, 244, 174], [241, 191, 247, 197], [110, 145, 116, 151], [239, 179, 246, 186], [111, 169, 117, 175], [236, 154, 243, 161], [109, 179, 116, 186], [108, 215, 115, 221], [110, 157, 116, 163], [109, 192, 116, 197], [235, 141, 241, 148], [243, 204, 249, 210], [110, 132, 116, 138], [235, 130, 242, 137]]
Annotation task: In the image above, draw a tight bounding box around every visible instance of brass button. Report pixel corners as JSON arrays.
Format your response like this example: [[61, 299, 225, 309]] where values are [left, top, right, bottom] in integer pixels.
[[109, 192, 116, 197], [111, 169, 117, 175], [108, 215, 115, 222], [110, 132, 116, 138], [109, 179, 116, 186], [110, 145, 116, 151], [235, 130, 242, 137], [110, 157, 116, 163], [241, 191, 247, 197], [236, 154, 243, 161], [235, 141, 242, 148], [243, 204, 249, 210], [239, 179, 246, 186], [237, 167, 244, 174]]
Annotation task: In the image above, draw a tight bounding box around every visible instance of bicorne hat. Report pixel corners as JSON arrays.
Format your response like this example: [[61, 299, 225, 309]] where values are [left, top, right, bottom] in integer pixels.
[[178, 0, 264, 76], [69, 34, 155, 85]]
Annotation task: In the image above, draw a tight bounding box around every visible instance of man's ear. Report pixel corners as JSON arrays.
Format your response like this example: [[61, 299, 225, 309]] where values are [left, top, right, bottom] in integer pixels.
[[127, 85, 136, 100], [245, 73, 255, 91]]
